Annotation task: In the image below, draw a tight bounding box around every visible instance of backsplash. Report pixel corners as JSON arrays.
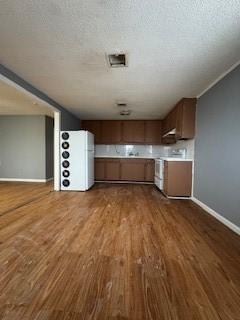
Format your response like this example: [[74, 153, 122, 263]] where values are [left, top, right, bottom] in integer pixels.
[[171, 139, 195, 159], [95, 139, 194, 159]]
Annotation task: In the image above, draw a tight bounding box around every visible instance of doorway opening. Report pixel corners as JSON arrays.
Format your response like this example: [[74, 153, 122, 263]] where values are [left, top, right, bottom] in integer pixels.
[[0, 78, 61, 214]]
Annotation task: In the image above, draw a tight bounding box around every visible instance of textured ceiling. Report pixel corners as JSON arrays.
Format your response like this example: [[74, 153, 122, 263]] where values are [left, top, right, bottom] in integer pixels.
[[0, 80, 54, 116], [0, 1, 240, 120]]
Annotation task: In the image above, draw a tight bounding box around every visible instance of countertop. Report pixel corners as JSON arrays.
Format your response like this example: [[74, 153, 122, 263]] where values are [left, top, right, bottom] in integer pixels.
[[94, 155, 156, 159], [95, 155, 193, 161], [159, 157, 193, 162]]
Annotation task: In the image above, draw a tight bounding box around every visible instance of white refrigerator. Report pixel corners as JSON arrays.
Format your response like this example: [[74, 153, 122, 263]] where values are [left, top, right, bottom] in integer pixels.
[[60, 130, 94, 191]]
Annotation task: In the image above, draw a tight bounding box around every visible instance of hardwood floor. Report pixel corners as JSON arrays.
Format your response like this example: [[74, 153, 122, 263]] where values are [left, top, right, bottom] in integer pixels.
[[0, 181, 53, 215], [0, 183, 239, 319]]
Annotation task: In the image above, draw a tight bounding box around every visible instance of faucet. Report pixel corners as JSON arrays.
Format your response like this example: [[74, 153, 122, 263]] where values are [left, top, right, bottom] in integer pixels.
[[128, 151, 139, 157]]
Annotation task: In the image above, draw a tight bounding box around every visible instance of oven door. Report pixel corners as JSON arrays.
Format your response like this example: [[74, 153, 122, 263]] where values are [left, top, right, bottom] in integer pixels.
[[155, 159, 160, 178], [155, 159, 164, 190], [155, 176, 163, 190], [155, 159, 163, 179]]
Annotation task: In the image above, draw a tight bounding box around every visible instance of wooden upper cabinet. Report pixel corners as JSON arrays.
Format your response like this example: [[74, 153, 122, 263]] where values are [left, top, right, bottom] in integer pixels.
[[162, 108, 177, 136], [144, 120, 162, 144], [175, 98, 196, 139], [81, 120, 102, 143], [162, 98, 196, 140], [83, 119, 166, 145], [122, 121, 145, 143], [101, 121, 122, 144]]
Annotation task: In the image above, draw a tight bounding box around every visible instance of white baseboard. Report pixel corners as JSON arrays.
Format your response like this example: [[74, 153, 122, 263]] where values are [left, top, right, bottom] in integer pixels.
[[0, 178, 52, 183], [191, 197, 240, 236]]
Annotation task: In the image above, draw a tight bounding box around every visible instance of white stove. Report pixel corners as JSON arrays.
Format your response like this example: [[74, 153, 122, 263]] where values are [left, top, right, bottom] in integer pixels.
[[154, 148, 188, 191], [154, 158, 164, 190]]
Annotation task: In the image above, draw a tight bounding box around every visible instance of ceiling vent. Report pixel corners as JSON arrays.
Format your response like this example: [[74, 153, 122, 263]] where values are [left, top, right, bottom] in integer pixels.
[[107, 53, 127, 68], [120, 109, 131, 116]]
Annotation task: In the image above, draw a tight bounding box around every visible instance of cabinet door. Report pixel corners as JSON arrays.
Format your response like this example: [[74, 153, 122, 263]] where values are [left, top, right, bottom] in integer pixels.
[[145, 160, 155, 182], [168, 108, 177, 131], [81, 121, 102, 144], [101, 121, 122, 144], [144, 121, 162, 144], [121, 159, 145, 181], [162, 117, 169, 136], [163, 161, 192, 197], [163, 161, 169, 195], [105, 159, 121, 180], [176, 98, 196, 139], [122, 121, 145, 143], [95, 159, 105, 180]]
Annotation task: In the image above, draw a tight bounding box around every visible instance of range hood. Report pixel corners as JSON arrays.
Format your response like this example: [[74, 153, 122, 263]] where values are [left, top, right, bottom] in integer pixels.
[[162, 128, 176, 138]]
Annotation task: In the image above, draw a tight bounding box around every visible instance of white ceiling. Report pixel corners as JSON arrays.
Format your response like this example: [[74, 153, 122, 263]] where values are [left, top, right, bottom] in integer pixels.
[[0, 1, 240, 120], [0, 80, 54, 117]]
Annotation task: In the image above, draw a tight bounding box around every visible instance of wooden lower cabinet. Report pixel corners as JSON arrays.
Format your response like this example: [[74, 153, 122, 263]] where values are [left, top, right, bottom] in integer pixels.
[[163, 161, 192, 197], [95, 159, 105, 180], [94, 158, 155, 182], [121, 159, 146, 181], [145, 160, 155, 181], [105, 159, 121, 180]]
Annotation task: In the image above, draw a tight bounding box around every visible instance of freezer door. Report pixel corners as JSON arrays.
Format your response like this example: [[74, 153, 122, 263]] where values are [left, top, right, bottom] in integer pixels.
[[87, 150, 94, 189], [86, 131, 94, 151], [86, 131, 95, 189]]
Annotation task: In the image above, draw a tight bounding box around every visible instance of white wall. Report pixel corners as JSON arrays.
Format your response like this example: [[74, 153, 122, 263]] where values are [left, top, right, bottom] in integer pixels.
[[95, 141, 194, 159]]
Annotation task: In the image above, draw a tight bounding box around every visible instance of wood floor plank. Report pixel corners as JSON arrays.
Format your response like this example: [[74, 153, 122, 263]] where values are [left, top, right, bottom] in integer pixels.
[[0, 181, 52, 216], [0, 182, 239, 319]]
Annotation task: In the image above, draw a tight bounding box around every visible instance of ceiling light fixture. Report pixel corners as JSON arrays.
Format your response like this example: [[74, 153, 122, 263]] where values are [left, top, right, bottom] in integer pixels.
[[116, 102, 127, 107], [120, 109, 132, 116]]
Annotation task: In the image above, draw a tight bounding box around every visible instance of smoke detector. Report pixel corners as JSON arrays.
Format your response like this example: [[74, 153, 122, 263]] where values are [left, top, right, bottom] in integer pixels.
[[107, 53, 128, 68]]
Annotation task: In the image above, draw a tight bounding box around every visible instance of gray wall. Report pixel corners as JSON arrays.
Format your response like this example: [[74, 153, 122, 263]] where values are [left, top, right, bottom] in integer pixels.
[[0, 115, 46, 179], [45, 116, 54, 179], [194, 65, 240, 227], [0, 64, 80, 130], [61, 109, 80, 131], [0, 115, 54, 180]]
